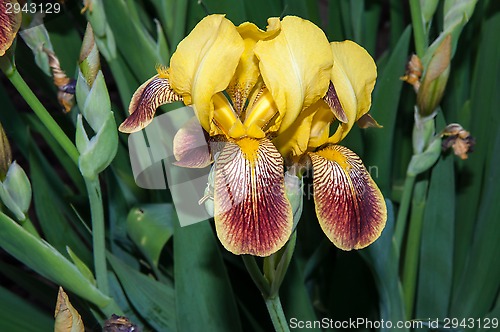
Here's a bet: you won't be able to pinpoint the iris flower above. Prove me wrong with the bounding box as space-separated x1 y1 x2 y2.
119 15 386 257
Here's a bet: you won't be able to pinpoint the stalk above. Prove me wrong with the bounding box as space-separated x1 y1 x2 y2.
85 178 109 295
402 179 428 318
394 173 416 249
265 296 290 332
5 69 79 165
409 0 427 57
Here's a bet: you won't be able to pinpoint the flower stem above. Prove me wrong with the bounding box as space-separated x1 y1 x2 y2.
394 173 416 249
85 177 109 296
409 0 427 58
265 295 290 332
242 255 270 297
5 69 79 165
402 178 428 319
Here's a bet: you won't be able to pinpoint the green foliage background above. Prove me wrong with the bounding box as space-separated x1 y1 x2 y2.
0 0 499 331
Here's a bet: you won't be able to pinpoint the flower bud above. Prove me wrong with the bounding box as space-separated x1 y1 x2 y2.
0 161 32 221
54 287 85 332
417 35 451 116
18 15 54 76
75 24 118 179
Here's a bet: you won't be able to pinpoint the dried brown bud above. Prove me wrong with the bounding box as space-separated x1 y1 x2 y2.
357 113 383 129
54 287 85 332
46 49 76 113
0 122 12 180
401 54 423 92
441 123 475 160
103 314 139 332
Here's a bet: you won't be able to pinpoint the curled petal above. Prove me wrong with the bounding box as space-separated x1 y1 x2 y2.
173 117 213 168
323 82 348 123
169 14 245 135
119 75 182 133
357 113 382 129
0 0 21 56
329 41 377 143
309 145 386 250
307 102 335 148
214 138 293 256
254 16 333 133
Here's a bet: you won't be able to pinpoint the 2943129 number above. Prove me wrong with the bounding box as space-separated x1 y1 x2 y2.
442 317 499 329
5 1 61 15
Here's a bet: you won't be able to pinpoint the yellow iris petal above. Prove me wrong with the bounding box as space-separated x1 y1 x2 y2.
273 99 327 157
305 100 334 148
226 22 280 114
169 14 245 135
254 16 333 133
328 40 377 143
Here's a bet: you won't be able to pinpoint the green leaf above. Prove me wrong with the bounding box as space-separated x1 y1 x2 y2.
102 0 168 81
281 258 319 331
283 0 321 25
67 247 96 286
174 221 242 332
0 286 53 332
30 149 91 265
327 0 345 40
363 26 412 195
108 254 176 331
126 204 174 268
416 116 454 319
361 199 408 332
0 212 110 307
450 117 500 318
453 12 500 290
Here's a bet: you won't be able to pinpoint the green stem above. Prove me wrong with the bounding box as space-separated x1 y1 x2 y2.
394 173 416 249
85 177 109 295
402 178 428 319
5 69 80 165
409 0 427 57
242 255 270 297
265 296 290 332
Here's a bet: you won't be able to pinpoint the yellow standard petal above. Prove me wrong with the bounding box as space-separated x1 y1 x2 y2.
227 22 280 114
169 14 245 135
309 145 386 250
273 99 326 157
214 138 293 256
254 16 333 133
307 101 335 148
0 0 21 56
118 73 182 133
328 40 377 143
